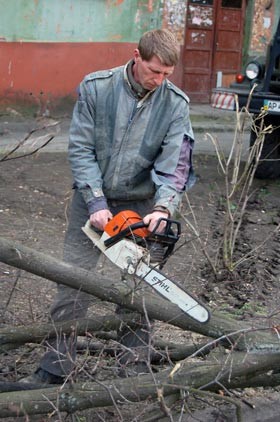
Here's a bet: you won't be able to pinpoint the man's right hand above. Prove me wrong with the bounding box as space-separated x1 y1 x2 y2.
89 209 113 231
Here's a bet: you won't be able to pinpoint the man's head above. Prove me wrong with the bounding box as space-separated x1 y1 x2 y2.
133 29 180 91
138 29 180 66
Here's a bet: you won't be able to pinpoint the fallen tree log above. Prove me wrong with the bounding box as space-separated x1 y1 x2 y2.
77 330 212 360
0 314 140 352
75 336 214 362
0 236 279 352
1 350 280 418
0 316 214 362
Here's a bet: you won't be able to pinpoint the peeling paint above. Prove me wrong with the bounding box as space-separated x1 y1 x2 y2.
106 0 125 7
135 9 141 24
191 31 206 45
148 0 154 12
162 0 187 43
250 0 275 53
188 5 213 27
111 34 123 41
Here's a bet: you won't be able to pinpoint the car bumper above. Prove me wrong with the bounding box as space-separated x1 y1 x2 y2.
211 88 280 115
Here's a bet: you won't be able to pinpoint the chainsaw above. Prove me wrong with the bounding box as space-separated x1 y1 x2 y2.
82 210 210 323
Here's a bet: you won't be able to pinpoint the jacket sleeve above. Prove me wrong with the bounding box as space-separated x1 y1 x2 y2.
151 100 195 216
68 79 109 213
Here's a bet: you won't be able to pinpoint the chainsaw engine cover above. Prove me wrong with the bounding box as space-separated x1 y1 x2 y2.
105 210 150 239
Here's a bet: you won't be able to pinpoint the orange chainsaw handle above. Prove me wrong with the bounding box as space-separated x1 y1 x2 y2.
104 221 149 248
103 218 181 248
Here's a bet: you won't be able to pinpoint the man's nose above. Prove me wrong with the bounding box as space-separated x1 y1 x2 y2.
154 73 165 86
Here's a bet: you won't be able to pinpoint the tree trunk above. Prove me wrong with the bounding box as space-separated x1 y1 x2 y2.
1 350 280 418
0 236 279 352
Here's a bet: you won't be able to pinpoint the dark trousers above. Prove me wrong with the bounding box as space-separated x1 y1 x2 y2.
39 190 154 376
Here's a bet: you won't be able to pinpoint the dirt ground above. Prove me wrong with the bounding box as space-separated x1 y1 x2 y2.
0 139 280 421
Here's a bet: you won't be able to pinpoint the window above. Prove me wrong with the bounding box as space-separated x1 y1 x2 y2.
190 0 213 5
222 0 242 8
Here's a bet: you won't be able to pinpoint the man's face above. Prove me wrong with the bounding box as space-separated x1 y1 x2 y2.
133 49 174 91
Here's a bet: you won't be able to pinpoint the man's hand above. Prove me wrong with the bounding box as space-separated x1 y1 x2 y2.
89 209 113 231
143 211 168 233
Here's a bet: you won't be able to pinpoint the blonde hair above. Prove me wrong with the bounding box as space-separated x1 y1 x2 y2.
138 29 180 66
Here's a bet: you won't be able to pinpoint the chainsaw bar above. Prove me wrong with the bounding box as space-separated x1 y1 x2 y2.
82 220 210 323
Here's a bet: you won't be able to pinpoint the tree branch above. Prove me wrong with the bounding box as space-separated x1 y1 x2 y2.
0 236 279 353
1 350 280 418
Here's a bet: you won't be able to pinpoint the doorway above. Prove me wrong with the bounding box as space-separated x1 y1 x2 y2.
182 0 245 102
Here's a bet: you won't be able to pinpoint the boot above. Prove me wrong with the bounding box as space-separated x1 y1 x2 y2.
19 368 64 386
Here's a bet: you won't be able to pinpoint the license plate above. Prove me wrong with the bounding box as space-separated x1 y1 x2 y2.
263 99 280 112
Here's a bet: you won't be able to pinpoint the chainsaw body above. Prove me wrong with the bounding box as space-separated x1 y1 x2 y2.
82 210 210 324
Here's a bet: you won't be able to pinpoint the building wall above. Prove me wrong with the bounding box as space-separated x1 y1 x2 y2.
0 0 187 109
247 0 280 57
1 0 278 108
0 0 162 42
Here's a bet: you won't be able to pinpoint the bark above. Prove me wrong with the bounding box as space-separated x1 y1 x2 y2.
1 350 280 418
1 316 213 363
0 314 140 352
76 336 213 362
0 236 279 352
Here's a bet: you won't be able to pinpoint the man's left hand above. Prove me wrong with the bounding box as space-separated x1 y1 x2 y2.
143 211 168 233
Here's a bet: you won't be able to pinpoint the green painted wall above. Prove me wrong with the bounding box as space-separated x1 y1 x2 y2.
0 0 164 42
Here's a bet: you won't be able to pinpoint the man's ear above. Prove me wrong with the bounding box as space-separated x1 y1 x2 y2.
134 48 141 60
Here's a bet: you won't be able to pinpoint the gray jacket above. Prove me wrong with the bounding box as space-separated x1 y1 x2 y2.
68 64 195 216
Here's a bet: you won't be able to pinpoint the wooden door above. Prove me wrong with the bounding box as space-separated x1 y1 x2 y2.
212 0 245 89
183 0 245 103
183 0 215 103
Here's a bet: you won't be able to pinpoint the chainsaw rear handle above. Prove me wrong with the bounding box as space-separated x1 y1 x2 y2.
104 218 181 248
150 217 181 244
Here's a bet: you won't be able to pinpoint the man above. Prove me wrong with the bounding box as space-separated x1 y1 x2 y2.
21 28 195 385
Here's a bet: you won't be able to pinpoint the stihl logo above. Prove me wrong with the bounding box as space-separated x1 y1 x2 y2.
151 276 170 292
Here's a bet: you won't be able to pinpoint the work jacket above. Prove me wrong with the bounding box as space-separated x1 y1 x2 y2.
68 63 195 216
